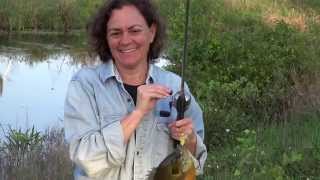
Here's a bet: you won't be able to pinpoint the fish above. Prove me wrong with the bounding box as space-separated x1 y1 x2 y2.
149 145 196 180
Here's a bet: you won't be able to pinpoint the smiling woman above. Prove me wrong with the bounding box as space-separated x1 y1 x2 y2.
106 5 156 72
87 0 166 64
64 0 207 180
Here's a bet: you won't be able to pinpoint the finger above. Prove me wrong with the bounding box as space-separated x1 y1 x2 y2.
171 134 179 141
175 118 193 127
145 92 169 99
178 126 193 136
148 84 171 93
177 123 194 137
170 121 189 133
145 87 171 97
169 124 181 137
170 125 179 134
171 132 181 140
169 121 194 139
139 84 170 93
138 87 170 99
168 122 175 129
138 88 167 99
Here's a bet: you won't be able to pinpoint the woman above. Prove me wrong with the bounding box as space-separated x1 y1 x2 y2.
64 0 207 179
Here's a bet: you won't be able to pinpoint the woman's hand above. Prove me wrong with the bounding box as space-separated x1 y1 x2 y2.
169 118 197 155
122 84 170 144
135 84 171 116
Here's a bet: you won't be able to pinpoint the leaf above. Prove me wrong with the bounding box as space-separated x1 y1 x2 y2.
234 169 241 176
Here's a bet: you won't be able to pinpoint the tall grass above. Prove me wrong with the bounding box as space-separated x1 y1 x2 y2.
0 126 72 180
0 0 104 33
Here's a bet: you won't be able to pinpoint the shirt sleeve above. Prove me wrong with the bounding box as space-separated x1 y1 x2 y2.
185 84 208 175
64 79 126 177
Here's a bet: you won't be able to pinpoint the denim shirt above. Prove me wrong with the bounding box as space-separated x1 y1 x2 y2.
64 60 207 180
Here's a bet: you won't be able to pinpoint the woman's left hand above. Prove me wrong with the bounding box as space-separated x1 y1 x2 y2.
168 118 197 154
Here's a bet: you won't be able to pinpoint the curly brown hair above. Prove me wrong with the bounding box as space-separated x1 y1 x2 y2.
87 0 167 63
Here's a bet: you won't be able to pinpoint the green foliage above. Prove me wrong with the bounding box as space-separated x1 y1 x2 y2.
0 126 72 179
3 126 43 151
1 126 43 167
231 129 289 179
0 0 104 32
160 0 320 147
200 117 320 179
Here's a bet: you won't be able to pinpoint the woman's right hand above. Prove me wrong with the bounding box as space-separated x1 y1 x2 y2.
135 84 171 116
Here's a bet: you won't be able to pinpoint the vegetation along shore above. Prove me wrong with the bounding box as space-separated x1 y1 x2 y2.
1 0 320 179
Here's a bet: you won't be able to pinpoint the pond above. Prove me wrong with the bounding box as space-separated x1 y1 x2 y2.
0 34 169 132
0 34 87 131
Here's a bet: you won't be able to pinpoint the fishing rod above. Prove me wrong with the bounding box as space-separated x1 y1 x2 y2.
154 0 196 179
173 0 191 145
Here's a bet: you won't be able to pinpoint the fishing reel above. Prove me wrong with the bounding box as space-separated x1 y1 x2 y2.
172 90 191 121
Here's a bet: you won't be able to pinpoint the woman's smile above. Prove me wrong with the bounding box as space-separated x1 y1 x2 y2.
118 46 138 54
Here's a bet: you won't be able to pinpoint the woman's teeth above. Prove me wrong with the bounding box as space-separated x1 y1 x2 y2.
120 48 136 53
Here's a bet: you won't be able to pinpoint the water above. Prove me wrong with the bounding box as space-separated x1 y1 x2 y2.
0 34 169 132
0 34 87 131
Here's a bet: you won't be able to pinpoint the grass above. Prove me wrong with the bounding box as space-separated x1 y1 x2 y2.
206 0 320 34
201 113 320 179
0 126 73 180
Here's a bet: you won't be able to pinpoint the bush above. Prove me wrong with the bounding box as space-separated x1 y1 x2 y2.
160 0 320 147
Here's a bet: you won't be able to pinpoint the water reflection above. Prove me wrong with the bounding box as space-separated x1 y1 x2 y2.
0 34 90 131
0 60 13 96
0 55 77 130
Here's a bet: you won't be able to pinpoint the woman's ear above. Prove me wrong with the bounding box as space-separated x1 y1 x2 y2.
150 23 157 43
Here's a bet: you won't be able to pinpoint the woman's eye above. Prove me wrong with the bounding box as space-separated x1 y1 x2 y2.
130 29 142 34
109 32 121 37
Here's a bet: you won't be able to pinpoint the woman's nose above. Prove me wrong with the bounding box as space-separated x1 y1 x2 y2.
119 32 132 45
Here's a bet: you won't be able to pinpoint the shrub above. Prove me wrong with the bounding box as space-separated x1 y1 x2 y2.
160 0 320 147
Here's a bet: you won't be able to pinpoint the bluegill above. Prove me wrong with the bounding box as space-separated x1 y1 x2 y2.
152 145 196 180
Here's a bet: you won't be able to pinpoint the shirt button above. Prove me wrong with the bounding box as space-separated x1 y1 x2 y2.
136 151 140 156
127 98 131 102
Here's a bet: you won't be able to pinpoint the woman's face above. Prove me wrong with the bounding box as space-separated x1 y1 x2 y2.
107 5 156 69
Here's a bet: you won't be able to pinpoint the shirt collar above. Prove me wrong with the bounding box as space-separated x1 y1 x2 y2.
98 60 116 82
98 60 156 84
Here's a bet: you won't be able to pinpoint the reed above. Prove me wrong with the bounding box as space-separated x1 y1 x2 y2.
0 125 73 180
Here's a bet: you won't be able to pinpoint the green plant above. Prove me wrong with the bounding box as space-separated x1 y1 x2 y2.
159 0 320 148
0 126 73 179
2 126 43 167
201 117 320 179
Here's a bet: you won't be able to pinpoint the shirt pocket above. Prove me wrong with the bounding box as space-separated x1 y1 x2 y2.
155 98 175 125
